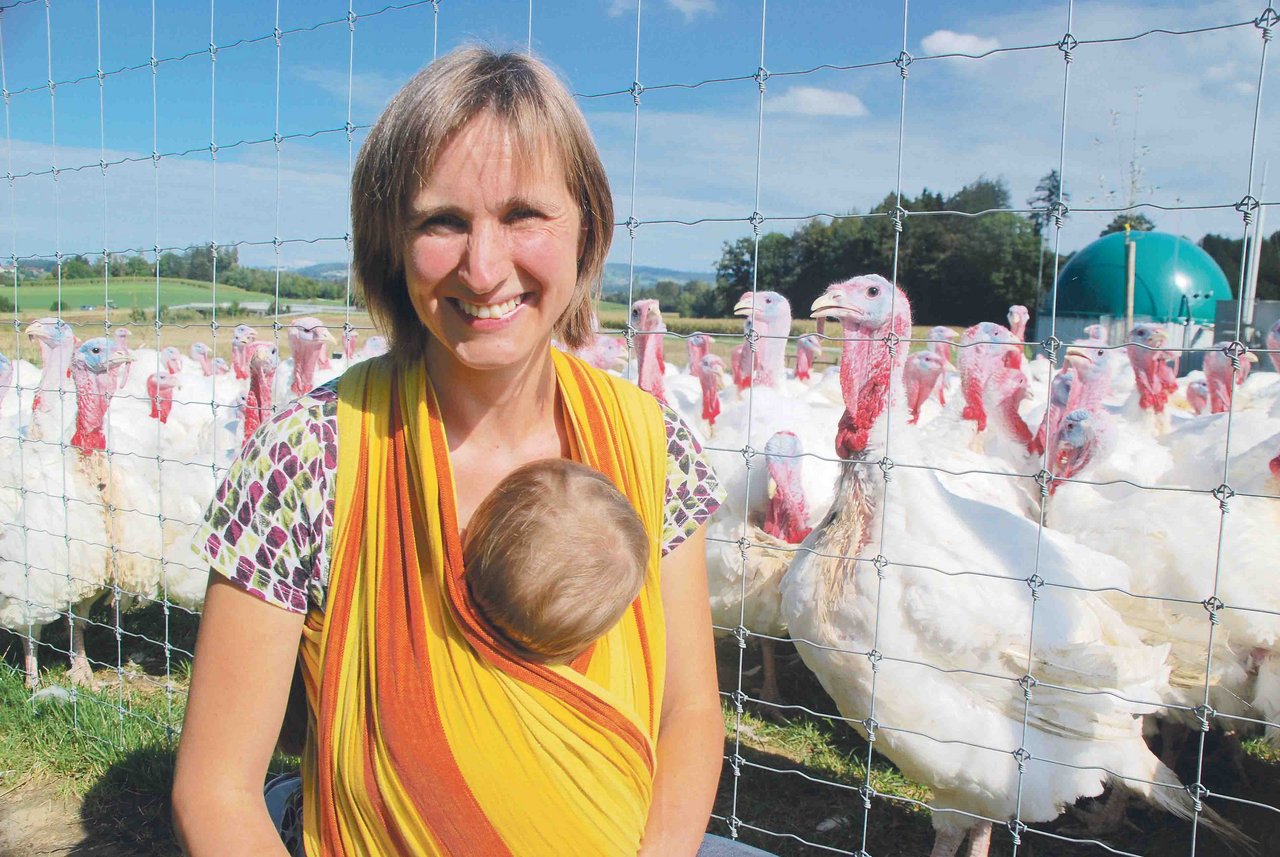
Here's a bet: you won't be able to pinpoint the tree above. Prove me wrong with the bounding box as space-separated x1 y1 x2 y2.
1100 212 1155 237
123 254 154 277
1027 169 1066 238
1200 229 1279 301
61 254 93 280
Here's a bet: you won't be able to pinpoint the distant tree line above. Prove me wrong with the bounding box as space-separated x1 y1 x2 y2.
627 278 720 318
15 246 351 302
712 177 1047 326
1200 229 1279 301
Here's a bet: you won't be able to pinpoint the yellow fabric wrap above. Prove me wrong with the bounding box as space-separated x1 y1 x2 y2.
295 349 668 856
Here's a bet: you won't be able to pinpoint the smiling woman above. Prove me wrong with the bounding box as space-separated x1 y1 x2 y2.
170 47 748 857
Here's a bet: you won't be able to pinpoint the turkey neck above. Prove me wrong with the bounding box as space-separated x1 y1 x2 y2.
755 309 791 387
71 365 115 453
636 328 665 402
811 459 878 609
993 390 1035 453
291 341 323 396
35 339 75 414
244 365 273 437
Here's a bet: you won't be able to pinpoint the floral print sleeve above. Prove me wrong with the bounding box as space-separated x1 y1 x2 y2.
193 382 339 614
194 384 721 613
659 404 724 556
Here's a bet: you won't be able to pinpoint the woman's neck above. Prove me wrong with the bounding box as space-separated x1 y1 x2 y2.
425 339 559 450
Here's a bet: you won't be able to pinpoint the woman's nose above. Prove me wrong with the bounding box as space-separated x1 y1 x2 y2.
458 221 512 295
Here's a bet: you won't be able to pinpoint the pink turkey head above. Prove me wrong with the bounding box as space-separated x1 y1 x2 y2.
763 431 812 544
903 350 945 424
1082 323 1108 343
243 341 279 441
984 367 1036 452
1050 408 1101 490
161 346 184 375
146 370 181 423
1007 305 1030 341
1186 379 1209 415
927 326 959 364
695 354 726 425
687 333 712 368
344 327 359 361
957 321 1020 431
288 317 337 396
70 337 130 452
811 274 911 458
190 342 214 376
734 291 793 386
1126 323 1171 412
630 299 667 403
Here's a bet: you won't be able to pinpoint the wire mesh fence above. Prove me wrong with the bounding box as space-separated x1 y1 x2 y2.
0 1 1278 855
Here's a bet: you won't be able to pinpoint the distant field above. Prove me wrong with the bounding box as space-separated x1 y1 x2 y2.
3 278 343 314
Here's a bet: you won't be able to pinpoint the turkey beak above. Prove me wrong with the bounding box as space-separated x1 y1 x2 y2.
732 296 754 317
1245 352 1259 364
766 477 778 500
1146 329 1168 349
109 350 134 367
320 327 337 345
24 320 49 342
810 293 848 321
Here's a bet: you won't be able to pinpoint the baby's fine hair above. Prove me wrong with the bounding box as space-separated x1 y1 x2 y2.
464 458 650 664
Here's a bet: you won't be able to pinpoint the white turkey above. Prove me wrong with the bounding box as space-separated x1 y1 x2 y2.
780 275 1245 857
706 430 813 706
0 337 126 685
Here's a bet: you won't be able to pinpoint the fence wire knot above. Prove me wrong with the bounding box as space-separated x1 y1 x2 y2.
1211 482 1234 511
1235 195 1260 225
629 80 645 105
1017 673 1038 695
730 689 747 713
748 210 765 234
740 443 758 463
1007 819 1026 845
624 215 640 238
872 554 889 579
858 783 878 807
622 324 636 350
1034 468 1055 498
727 815 742 839
866 648 883 669
890 205 907 233
1257 6 1279 33
1186 782 1208 812
745 326 760 352
732 623 749 649
1049 198 1069 228
209 42 219 60
1192 704 1216 731
347 9 358 28
1057 32 1078 62
1041 334 1062 365
877 457 895 481
753 66 769 92
273 27 282 46
1202 596 1225 624
861 717 879 743
895 50 913 76
1013 746 1032 771
1223 339 1247 370
729 753 745 777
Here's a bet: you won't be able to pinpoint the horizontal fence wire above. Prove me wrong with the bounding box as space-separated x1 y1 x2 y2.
0 1 1277 856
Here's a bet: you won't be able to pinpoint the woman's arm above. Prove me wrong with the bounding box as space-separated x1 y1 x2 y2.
640 526 723 857
171 575 306 856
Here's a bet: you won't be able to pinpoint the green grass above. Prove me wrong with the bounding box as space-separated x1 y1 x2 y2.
3 278 340 313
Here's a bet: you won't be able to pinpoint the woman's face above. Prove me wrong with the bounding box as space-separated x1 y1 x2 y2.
404 113 582 374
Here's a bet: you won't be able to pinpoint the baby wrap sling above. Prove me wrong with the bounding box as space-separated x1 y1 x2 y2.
295 349 668 856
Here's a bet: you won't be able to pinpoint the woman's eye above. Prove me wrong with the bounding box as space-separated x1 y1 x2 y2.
419 214 466 233
505 207 544 224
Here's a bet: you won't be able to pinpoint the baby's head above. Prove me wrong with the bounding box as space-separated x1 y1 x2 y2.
464 459 650 665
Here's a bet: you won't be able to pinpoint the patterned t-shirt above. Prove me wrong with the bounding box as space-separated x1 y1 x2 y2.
195 378 724 614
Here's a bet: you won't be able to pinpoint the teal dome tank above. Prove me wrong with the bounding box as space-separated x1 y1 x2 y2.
1054 231 1232 323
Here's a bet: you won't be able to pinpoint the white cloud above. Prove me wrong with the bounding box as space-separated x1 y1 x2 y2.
607 0 715 21
292 68 401 113
667 0 716 19
770 86 868 118
920 30 1000 57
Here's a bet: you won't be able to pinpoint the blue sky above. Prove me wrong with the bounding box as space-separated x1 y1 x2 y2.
0 0 1275 276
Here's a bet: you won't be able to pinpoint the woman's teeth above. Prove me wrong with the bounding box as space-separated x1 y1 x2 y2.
458 295 524 320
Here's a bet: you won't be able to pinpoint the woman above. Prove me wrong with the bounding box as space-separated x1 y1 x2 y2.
172 48 750 856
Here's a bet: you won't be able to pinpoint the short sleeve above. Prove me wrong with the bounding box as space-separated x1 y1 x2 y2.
192 388 338 613
660 405 725 556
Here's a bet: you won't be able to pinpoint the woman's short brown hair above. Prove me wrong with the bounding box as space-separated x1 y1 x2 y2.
352 47 614 362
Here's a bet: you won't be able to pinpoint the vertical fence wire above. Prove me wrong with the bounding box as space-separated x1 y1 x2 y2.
0 4 1277 855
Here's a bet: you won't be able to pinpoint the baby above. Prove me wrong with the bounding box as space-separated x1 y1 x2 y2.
464 458 650 664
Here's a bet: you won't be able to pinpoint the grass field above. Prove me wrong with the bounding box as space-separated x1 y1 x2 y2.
2 278 296 314
2 620 1277 856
